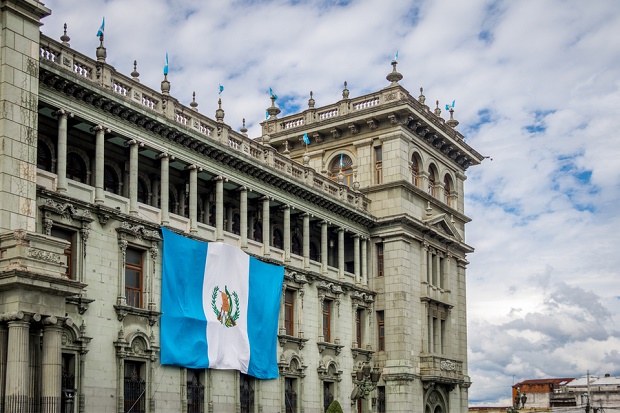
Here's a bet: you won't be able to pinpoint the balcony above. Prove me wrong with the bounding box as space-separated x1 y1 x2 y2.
419 355 463 384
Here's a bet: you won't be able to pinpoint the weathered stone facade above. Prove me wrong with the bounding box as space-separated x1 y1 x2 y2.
0 1 483 412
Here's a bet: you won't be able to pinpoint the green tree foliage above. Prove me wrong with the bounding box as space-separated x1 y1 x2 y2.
326 400 343 413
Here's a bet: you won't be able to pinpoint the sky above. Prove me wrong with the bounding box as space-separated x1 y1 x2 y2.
40 0 620 406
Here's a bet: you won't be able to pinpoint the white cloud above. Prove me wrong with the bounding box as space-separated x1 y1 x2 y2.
41 0 620 405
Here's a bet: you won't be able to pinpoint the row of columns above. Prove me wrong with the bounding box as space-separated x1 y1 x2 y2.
0 312 66 413
52 113 370 284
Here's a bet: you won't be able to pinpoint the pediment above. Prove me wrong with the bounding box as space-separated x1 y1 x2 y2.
423 214 462 242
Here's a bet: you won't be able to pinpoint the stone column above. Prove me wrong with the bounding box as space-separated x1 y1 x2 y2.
283 205 291 262
302 213 310 269
248 212 255 242
444 252 452 291
215 176 224 241
53 109 72 193
262 196 271 256
338 228 345 279
239 187 248 249
91 125 108 204
353 235 360 284
127 139 140 216
434 254 441 286
188 165 198 234
159 153 170 225
5 316 30 412
321 221 328 274
361 237 368 286
41 317 63 413
29 325 41 412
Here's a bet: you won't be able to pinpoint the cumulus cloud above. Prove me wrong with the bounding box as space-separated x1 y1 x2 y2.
40 0 620 406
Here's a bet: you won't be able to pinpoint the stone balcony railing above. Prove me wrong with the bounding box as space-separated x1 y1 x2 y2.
419 355 464 383
37 35 370 214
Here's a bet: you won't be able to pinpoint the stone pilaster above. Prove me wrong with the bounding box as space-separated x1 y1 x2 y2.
0 325 6 411
361 237 368 286
338 228 345 279
353 235 360 283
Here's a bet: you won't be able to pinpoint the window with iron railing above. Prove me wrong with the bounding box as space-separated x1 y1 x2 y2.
285 378 297 413
124 361 145 413
187 369 204 413
240 373 255 413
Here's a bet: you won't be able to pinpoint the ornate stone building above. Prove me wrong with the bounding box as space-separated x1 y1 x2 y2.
0 1 483 412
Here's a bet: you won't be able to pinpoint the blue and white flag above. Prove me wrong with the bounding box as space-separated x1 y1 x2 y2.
161 228 284 379
96 17 105 38
269 87 278 101
445 100 456 111
303 133 310 145
164 53 169 76
219 84 224 95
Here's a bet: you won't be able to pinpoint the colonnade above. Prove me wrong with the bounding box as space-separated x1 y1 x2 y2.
51 111 370 285
0 312 67 413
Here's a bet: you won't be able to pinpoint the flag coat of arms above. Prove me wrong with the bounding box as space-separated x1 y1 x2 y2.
160 228 284 379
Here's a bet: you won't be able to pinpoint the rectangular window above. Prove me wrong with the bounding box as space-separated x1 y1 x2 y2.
285 377 297 413
125 248 143 308
377 243 384 277
427 314 433 352
377 310 385 351
440 319 446 354
187 369 204 413
433 317 440 353
124 361 145 413
374 146 383 184
240 373 255 413
51 227 75 279
356 308 363 348
377 386 386 413
322 300 331 343
284 289 295 336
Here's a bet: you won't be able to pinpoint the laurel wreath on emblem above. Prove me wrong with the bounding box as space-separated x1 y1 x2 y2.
211 285 240 328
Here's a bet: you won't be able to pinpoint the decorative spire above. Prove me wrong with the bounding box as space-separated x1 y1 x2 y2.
240 118 248 136
266 94 281 119
308 91 315 108
418 87 427 107
434 100 442 117
446 107 460 128
160 73 170 95
96 35 106 62
130 60 140 82
190 91 198 111
386 60 403 85
215 98 225 122
342 81 349 99
60 23 70 46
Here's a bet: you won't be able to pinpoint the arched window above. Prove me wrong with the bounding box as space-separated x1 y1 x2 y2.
427 166 437 197
309 241 319 262
273 228 283 249
291 235 302 256
232 213 240 235
104 165 119 194
137 178 149 204
66 152 87 183
253 221 262 242
443 175 453 206
411 154 421 187
329 154 354 187
37 141 53 171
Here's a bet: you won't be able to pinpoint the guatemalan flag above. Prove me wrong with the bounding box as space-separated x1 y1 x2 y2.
160 228 284 379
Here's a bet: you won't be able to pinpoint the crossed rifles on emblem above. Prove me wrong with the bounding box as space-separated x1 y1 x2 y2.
213 286 239 328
